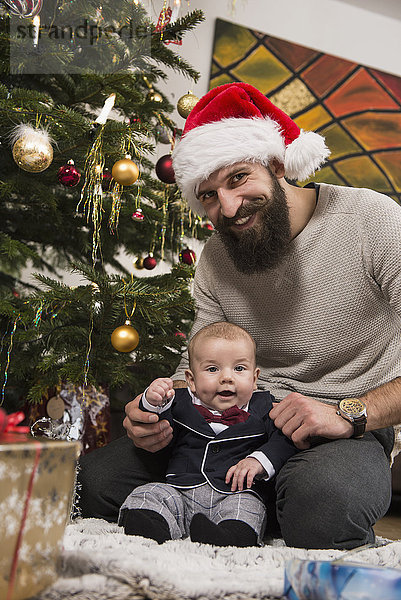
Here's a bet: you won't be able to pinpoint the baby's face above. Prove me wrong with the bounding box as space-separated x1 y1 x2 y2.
185 336 259 411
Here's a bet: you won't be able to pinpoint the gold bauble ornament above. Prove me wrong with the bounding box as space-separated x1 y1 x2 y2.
134 257 144 269
111 155 140 186
11 124 53 173
147 90 163 104
177 91 199 119
111 319 139 352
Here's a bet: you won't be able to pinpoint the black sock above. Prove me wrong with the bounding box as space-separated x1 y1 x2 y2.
120 508 171 544
189 513 257 547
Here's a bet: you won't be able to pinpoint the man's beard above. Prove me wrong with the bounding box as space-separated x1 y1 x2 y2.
216 173 292 274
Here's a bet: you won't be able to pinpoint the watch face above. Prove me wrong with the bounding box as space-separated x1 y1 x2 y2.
340 398 365 417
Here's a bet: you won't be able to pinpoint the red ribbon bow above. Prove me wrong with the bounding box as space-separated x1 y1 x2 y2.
195 404 249 426
0 408 30 436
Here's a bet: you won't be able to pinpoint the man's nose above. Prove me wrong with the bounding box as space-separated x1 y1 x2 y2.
217 189 243 219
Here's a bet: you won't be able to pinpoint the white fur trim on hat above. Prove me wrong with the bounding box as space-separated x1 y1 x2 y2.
172 117 285 215
284 130 331 181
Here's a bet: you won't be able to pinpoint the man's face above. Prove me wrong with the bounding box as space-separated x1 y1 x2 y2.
197 162 291 273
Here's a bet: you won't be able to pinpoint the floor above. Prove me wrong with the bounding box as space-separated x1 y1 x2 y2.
374 497 401 540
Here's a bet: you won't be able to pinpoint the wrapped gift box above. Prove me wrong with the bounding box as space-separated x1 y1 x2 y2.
0 434 80 600
284 558 401 600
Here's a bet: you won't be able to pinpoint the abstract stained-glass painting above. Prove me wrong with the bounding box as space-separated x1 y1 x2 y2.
209 19 401 203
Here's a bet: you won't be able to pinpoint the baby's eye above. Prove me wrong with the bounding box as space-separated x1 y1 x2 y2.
206 366 218 372
234 365 246 372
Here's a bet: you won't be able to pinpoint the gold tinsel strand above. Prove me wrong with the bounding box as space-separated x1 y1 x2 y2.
159 189 169 260
109 183 123 233
77 125 105 267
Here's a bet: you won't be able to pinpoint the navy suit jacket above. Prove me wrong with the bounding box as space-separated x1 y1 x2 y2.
141 388 297 499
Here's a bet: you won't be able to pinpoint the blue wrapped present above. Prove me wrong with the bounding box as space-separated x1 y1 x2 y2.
284 558 401 600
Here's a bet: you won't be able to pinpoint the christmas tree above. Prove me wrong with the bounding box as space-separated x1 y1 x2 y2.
0 1 208 429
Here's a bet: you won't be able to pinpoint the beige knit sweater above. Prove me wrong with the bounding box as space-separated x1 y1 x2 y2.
173 183 401 411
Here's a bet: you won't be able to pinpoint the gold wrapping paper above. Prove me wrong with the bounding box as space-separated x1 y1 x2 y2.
0 436 80 600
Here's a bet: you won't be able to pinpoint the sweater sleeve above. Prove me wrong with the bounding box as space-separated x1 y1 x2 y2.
361 191 401 319
172 238 227 382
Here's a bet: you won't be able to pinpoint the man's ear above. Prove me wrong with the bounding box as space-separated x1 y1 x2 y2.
185 369 196 393
270 159 285 179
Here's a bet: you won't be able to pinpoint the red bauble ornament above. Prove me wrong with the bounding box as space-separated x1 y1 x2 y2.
179 248 196 265
102 168 113 191
131 208 144 222
143 255 157 270
203 221 214 231
155 154 175 184
57 160 81 187
175 331 186 340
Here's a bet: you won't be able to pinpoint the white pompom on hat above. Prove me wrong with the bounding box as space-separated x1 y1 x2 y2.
172 82 330 215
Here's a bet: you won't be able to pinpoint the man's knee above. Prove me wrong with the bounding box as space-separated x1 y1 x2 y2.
276 469 368 549
275 440 391 549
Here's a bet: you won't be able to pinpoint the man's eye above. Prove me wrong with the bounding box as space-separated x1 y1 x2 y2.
201 191 216 203
232 173 246 183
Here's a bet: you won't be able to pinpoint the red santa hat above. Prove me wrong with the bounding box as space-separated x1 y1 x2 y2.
172 82 330 215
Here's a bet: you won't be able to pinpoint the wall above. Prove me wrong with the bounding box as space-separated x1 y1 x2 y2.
151 0 401 135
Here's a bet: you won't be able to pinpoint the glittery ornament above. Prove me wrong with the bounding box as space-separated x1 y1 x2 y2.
179 247 196 265
134 257 144 270
102 168 113 191
3 0 42 18
112 156 139 186
143 255 157 270
155 154 175 184
147 90 163 104
11 124 53 173
177 91 199 119
131 208 144 222
57 160 81 187
111 320 139 352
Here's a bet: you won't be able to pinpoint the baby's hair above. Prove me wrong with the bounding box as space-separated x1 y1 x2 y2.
188 322 256 368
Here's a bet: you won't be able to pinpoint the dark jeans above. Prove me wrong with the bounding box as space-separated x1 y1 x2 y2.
78 428 394 550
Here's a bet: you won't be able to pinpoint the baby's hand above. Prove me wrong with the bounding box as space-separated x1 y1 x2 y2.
146 378 175 407
225 457 265 491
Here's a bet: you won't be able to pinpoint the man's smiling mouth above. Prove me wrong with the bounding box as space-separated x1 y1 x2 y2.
232 212 256 230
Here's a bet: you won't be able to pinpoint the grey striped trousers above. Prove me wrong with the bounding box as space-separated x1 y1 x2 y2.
119 481 267 543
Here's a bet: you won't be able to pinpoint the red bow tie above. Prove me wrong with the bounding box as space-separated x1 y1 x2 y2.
195 404 249 426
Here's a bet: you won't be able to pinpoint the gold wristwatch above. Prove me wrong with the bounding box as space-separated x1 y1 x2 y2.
336 398 367 438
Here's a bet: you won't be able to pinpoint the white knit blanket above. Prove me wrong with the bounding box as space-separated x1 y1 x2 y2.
33 519 401 600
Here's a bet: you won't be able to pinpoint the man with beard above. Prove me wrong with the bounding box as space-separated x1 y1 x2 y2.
79 83 401 550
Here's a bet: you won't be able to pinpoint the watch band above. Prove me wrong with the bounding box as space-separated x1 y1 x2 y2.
351 417 366 439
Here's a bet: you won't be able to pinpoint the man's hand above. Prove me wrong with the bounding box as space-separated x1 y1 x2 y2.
269 392 353 449
123 394 173 452
225 457 265 491
146 377 175 407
